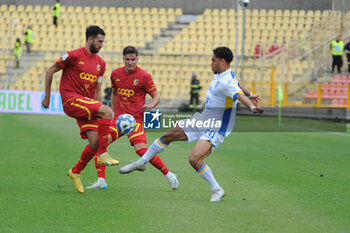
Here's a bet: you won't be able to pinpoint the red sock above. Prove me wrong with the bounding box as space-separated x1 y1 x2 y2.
136 148 169 175
72 145 96 174
94 155 106 178
97 118 111 155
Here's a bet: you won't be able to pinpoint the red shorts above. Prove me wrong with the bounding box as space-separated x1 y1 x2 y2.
62 95 102 139
63 95 102 121
110 118 147 145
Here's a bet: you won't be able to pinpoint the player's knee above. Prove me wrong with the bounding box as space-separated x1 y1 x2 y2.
188 154 201 169
161 126 185 143
160 131 177 144
89 141 99 151
98 105 113 119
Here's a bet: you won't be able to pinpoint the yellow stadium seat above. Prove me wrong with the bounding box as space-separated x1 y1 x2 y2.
275 9 282 17
42 5 50 12
314 10 321 19
125 7 133 14
134 7 141 15
212 9 219 16
66 6 74 13
92 6 100 14
267 9 275 17
159 8 166 15
0 5 8 12
306 10 313 18
117 7 125 14
108 7 116 14
203 8 211 15
33 5 41 12
75 6 83 13
83 6 91 13
251 9 259 17
25 5 33 12
142 7 150 14
175 8 183 16
260 9 267 17
8 5 16 12
283 9 290 17
150 8 158 15
17 5 25 12
167 8 175 16
291 10 298 17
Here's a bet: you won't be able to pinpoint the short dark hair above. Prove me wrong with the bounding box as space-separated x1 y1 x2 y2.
213 46 233 64
85 25 105 41
123 45 138 56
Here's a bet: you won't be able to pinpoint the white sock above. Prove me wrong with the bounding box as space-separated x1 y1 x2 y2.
197 163 221 191
97 177 105 183
165 171 173 179
136 138 169 166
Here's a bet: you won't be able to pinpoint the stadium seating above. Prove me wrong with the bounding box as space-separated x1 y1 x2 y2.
1 4 348 106
304 75 349 107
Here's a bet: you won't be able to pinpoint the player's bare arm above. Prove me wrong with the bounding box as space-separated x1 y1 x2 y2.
41 64 61 109
93 81 102 101
111 88 117 112
239 83 260 102
142 91 160 112
237 93 264 114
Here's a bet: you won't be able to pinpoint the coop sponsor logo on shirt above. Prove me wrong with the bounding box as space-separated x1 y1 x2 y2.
117 88 135 97
79 72 97 83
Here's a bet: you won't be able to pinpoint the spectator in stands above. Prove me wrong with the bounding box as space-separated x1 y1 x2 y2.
330 35 344 74
189 72 202 111
344 40 350 73
267 40 279 58
297 30 306 55
253 41 263 59
52 0 60 28
24 26 34 54
13 38 22 68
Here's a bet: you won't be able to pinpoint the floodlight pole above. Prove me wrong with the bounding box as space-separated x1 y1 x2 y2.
340 0 344 39
234 0 239 76
241 5 246 82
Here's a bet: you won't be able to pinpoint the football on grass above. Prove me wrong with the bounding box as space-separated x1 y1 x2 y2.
116 114 136 134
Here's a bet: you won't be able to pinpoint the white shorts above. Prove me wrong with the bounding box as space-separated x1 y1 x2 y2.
178 113 225 151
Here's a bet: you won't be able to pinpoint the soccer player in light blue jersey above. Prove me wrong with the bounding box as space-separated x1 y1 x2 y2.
119 46 264 202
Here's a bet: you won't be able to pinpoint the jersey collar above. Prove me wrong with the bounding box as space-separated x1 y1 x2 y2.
216 68 232 79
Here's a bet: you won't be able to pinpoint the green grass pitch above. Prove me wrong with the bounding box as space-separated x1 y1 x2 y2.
0 113 349 233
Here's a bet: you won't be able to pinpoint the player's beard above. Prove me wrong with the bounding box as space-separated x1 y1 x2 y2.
90 43 100 54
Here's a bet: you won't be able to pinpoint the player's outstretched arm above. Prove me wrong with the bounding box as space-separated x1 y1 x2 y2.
237 94 264 114
41 64 61 109
239 83 261 103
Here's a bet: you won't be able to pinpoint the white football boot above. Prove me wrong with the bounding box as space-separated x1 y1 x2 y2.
210 188 225 202
119 161 146 174
86 179 108 190
166 172 179 190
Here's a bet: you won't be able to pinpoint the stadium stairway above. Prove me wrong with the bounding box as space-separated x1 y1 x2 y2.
2 51 45 89
140 15 195 55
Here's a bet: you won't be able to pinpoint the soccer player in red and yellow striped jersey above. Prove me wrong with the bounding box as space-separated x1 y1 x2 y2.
87 46 179 190
42 25 119 193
